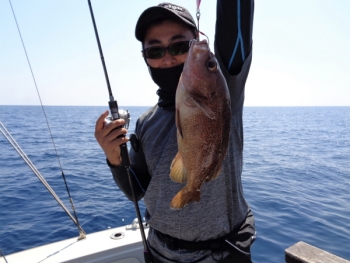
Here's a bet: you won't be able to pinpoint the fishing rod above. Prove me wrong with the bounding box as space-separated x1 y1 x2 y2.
87 1 152 262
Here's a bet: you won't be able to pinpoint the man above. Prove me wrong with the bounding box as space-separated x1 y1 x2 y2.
95 1 255 262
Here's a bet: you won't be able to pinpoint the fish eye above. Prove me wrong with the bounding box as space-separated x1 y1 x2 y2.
206 59 217 72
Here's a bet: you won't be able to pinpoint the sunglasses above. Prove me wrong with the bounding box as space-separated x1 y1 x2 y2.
142 40 191 59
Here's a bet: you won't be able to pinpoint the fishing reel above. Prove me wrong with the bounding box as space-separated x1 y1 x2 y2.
104 109 139 152
105 109 130 129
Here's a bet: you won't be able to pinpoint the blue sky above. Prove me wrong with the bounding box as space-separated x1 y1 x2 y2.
0 0 349 106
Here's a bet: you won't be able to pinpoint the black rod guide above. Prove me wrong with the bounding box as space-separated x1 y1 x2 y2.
87 1 152 262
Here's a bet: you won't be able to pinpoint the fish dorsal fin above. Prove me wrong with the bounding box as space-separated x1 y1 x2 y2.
170 152 187 183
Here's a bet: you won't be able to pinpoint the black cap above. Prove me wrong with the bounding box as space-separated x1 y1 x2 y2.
135 2 197 42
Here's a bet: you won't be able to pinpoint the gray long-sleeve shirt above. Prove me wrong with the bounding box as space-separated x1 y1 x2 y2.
110 0 255 262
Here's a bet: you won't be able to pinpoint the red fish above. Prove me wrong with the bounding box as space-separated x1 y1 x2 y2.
170 39 231 209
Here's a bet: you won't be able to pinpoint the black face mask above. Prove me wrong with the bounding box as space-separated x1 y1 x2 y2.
148 63 184 111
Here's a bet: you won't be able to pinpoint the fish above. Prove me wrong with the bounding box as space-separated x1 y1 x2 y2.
169 39 231 209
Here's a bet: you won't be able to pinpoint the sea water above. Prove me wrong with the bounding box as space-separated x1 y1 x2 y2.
0 106 349 262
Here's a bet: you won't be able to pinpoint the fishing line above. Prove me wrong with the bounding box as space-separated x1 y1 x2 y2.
7 0 85 239
195 0 209 44
0 122 86 236
196 0 201 39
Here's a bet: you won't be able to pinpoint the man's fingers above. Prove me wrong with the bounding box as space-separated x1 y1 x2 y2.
95 110 109 134
108 135 129 147
105 127 128 143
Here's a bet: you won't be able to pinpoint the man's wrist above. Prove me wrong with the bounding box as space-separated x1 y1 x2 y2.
107 158 122 167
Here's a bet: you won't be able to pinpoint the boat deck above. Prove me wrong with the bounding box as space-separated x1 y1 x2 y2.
1 224 148 263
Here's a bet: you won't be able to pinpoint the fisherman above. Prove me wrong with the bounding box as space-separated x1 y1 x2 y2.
95 1 255 262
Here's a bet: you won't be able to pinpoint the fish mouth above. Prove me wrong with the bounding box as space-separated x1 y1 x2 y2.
190 39 209 50
190 40 216 71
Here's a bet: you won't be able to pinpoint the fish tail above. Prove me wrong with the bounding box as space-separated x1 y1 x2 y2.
170 187 200 209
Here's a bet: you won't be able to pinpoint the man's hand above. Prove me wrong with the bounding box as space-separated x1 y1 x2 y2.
95 111 129 166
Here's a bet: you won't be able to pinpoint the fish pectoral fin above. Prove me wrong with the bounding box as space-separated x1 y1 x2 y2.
197 100 215 119
170 153 187 183
184 94 214 119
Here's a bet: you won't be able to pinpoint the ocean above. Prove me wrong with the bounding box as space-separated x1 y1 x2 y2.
0 106 349 262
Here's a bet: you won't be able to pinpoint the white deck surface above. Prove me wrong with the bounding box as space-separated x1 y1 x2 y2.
1 224 149 263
